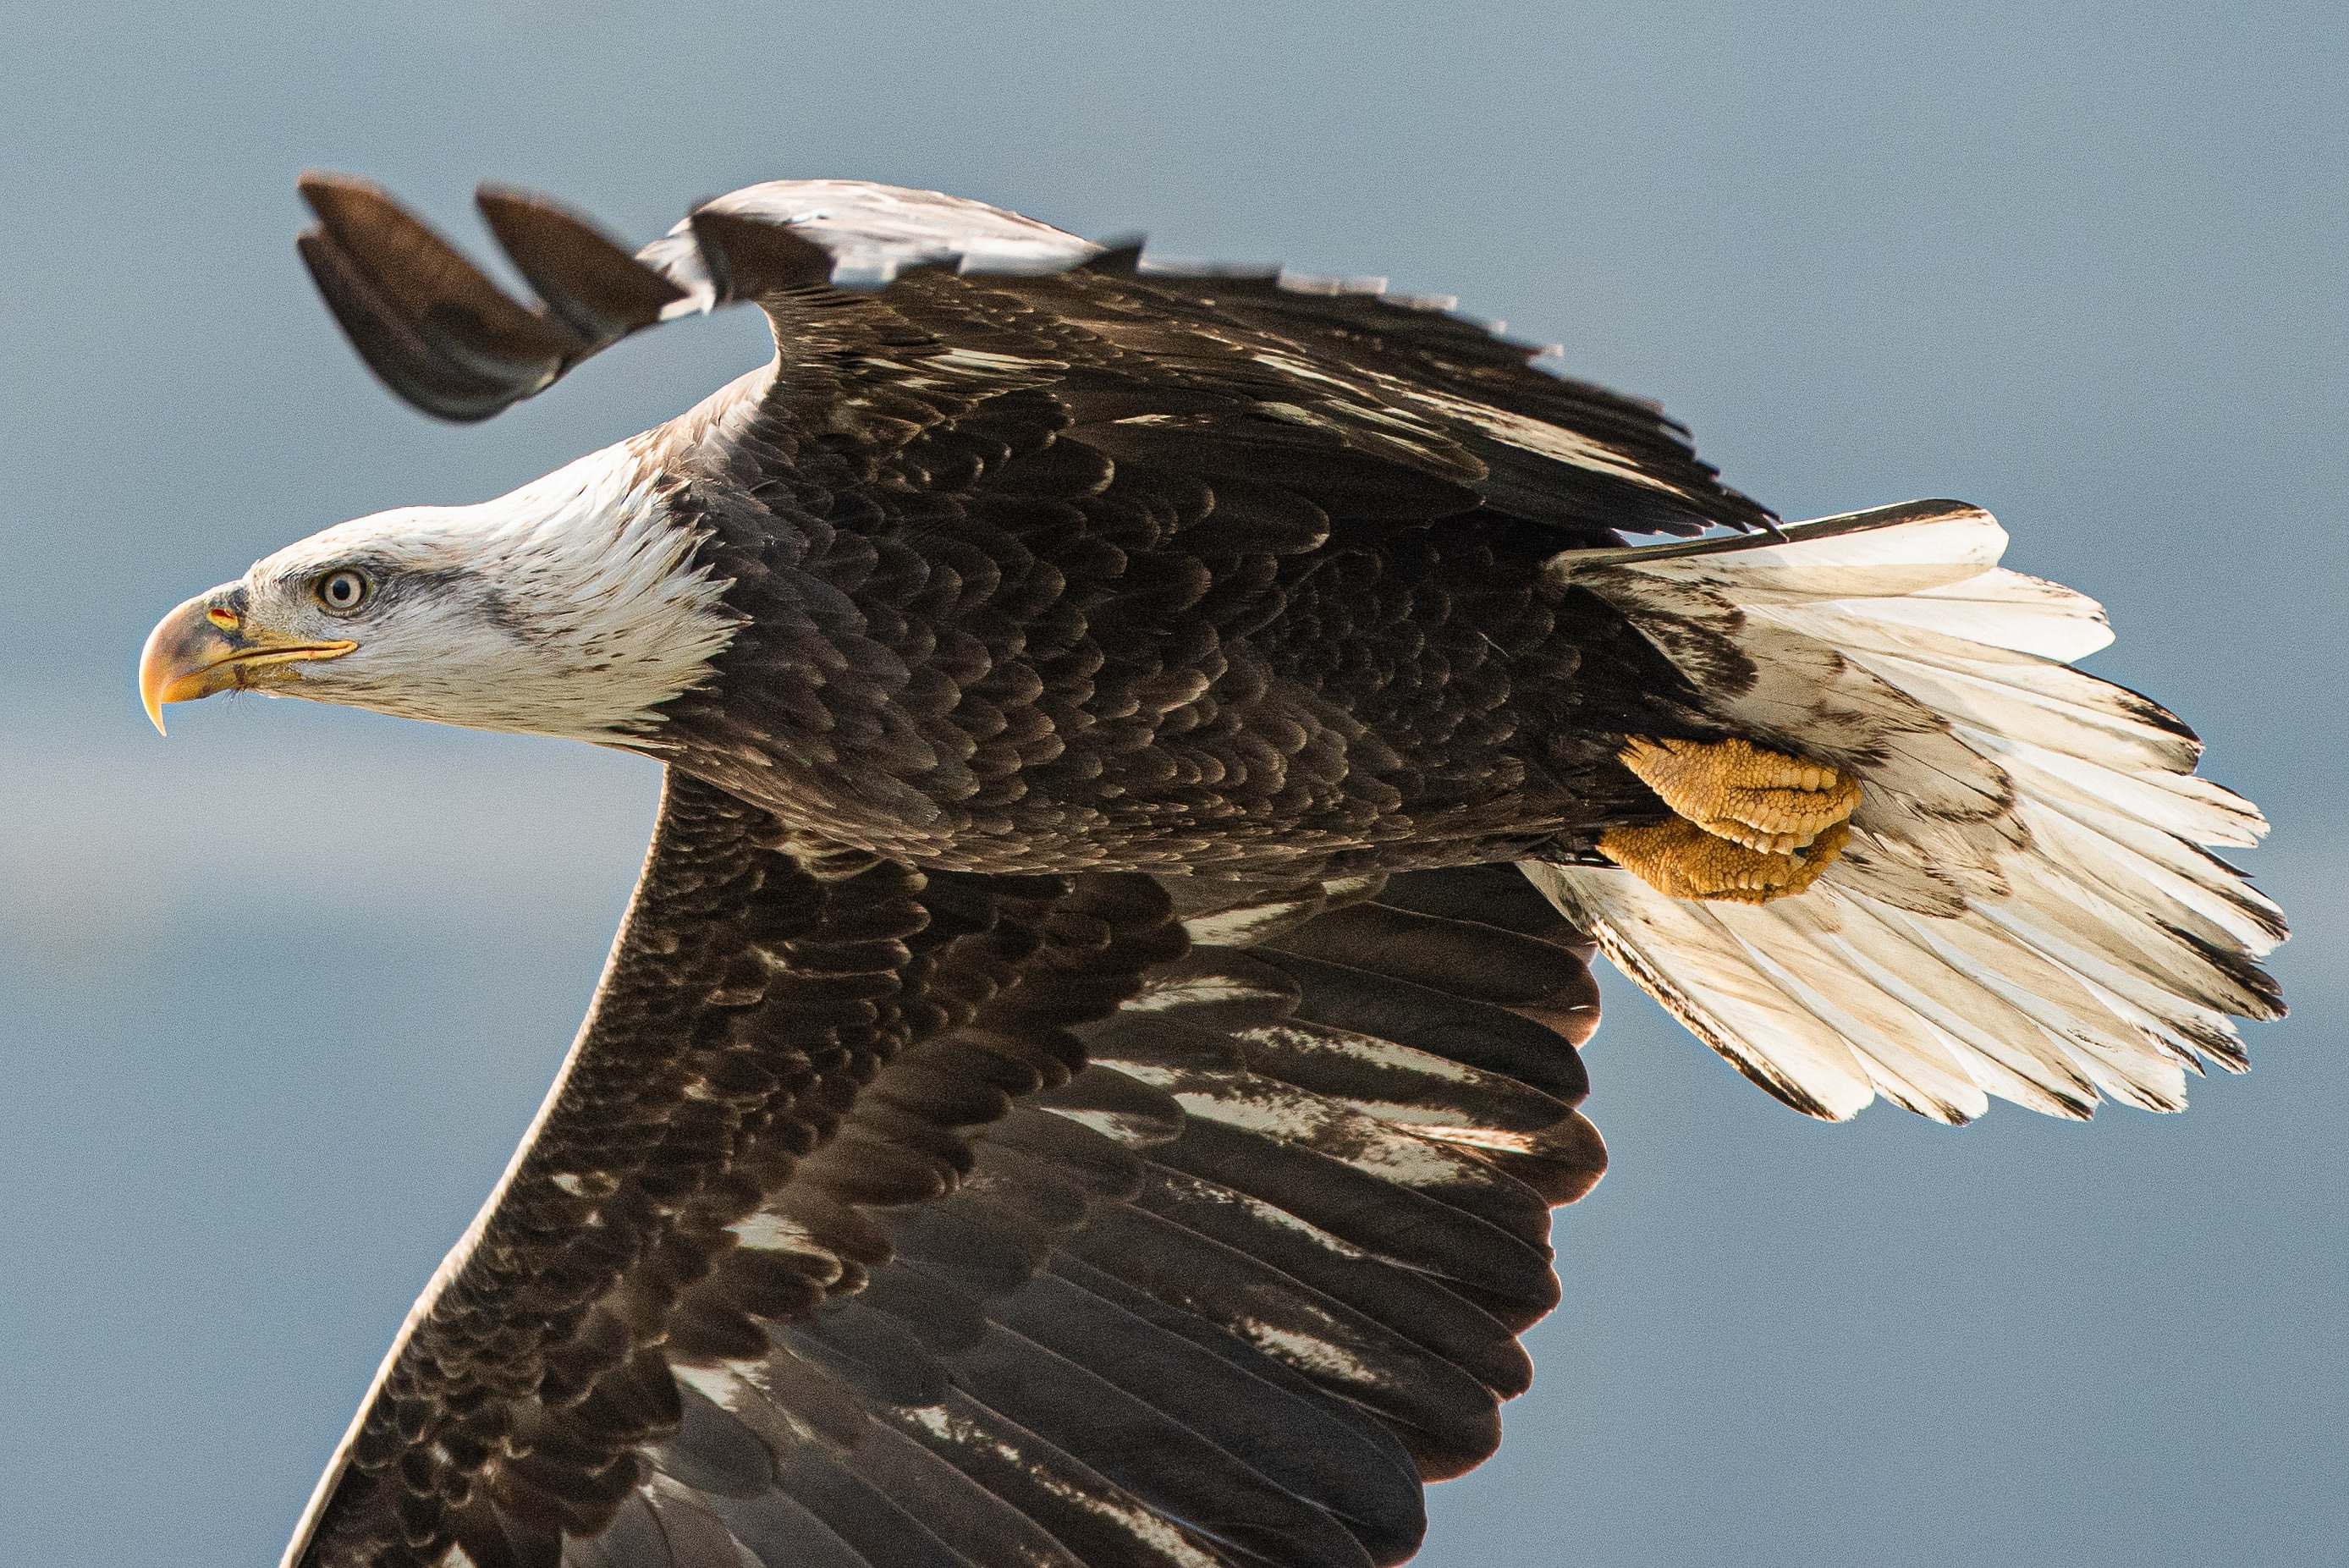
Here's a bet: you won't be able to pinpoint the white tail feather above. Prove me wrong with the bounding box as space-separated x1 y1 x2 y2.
1527 501 2285 1122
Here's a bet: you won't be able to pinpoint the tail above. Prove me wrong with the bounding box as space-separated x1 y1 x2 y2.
1524 500 2286 1123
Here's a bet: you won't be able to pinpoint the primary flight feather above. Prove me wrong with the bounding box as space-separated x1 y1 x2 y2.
136 173 2283 1568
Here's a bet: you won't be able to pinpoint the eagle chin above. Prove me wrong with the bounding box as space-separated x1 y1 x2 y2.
140 173 2284 1568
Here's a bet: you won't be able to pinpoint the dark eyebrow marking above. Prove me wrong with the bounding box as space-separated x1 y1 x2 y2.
377 563 534 637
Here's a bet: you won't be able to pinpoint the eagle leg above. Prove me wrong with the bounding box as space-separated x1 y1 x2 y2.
1598 817 1852 904
1616 736 1862 854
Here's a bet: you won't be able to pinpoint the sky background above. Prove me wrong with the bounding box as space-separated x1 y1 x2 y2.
3 3 2344 1565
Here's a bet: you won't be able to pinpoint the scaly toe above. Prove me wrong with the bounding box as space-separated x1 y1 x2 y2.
1619 736 1862 851
1599 818 1851 904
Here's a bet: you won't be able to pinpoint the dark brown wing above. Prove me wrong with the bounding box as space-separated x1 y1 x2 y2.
294 173 1769 545
283 776 1604 1568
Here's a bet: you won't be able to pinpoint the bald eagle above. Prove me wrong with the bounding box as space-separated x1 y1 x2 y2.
140 174 2284 1568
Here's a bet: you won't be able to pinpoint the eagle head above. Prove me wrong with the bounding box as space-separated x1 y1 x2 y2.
139 441 739 743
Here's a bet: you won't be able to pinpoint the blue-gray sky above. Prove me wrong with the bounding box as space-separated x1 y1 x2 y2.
3 4 2343 1565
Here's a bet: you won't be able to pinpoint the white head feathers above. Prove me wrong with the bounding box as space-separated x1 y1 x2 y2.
240 437 739 742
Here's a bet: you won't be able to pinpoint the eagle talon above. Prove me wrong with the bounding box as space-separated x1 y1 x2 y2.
1599 818 1852 904
1618 736 1862 852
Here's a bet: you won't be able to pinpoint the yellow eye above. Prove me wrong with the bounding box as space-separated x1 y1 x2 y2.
315 569 371 614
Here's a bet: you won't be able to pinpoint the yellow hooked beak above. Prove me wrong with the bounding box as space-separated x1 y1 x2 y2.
138 590 357 734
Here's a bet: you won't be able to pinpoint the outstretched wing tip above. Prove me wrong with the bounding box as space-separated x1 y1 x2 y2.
290 170 692 421
294 167 382 212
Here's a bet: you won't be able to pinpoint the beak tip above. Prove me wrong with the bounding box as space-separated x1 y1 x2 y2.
138 589 355 731
137 613 179 735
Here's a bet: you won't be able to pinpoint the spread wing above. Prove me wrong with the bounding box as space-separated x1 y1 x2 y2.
294 173 1770 547
283 774 1606 1568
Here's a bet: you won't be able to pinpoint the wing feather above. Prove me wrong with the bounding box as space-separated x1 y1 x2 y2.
294 173 1767 546
285 779 1605 1568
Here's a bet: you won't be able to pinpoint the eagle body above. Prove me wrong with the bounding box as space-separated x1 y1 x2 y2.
132 174 2286 1568
652 375 1707 878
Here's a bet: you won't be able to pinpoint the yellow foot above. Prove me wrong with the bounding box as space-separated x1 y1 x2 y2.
1599 819 1851 905
1618 736 1862 854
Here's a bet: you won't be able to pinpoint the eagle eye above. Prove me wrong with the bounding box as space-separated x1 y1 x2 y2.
315 569 372 614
